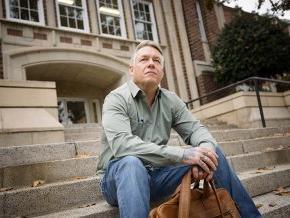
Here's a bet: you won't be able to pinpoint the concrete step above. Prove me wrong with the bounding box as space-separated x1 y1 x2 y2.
1 163 289 217
206 127 290 142
220 135 290 156
2 147 289 188
35 186 290 218
253 186 290 218
35 201 118 218
238 164 290 197
228 148 290 172
1 156 98 188
0 140 100 168
65 126 290 144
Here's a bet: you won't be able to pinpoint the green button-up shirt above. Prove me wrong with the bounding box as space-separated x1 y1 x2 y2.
97 81 217 175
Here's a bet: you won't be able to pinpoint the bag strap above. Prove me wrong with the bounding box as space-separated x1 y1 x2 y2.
178 170 192 218
178 170 225 218
209 180 224 218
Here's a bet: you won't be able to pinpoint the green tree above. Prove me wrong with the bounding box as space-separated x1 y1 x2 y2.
206 0 290 16
211 13 290 85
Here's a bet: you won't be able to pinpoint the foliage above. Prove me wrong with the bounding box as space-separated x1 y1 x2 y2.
205 0 290 16
211 13 290 85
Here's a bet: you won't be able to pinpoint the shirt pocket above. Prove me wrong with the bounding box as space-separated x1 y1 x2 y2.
130 118 150 139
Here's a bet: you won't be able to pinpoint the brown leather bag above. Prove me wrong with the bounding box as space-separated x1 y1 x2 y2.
149 170 241 218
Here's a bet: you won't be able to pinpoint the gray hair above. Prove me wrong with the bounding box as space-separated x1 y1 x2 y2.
130 40 164 67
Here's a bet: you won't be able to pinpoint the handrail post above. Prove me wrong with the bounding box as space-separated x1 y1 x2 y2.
254 79 266 128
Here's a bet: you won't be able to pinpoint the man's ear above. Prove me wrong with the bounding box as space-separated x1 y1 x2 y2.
129 65 134 76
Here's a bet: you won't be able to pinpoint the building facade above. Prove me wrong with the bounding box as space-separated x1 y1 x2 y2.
0 0 200 129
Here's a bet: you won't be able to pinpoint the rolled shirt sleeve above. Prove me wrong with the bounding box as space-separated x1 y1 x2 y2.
172 95 218 151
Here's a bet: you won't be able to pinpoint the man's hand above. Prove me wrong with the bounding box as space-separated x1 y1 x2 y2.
182 147 218 174
191 166 214 182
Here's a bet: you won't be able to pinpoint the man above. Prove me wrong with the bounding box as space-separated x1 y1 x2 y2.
97 40 261 218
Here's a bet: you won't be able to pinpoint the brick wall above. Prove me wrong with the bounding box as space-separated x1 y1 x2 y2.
182 0 238 101
182 0 205 61
0 43 3 79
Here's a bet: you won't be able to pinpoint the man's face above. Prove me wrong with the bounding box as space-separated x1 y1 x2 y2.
129 46 164 88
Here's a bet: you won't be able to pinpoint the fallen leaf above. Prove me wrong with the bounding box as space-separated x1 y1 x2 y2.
0 187 13 192
32 180 45 187
255 203 263 209
269 202 277 207
78 203 96 208
273 187 290 196
253 167 274 174
75 154 90 158
73 176 88 180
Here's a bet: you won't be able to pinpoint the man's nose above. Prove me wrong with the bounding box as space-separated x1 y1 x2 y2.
147 58 155 67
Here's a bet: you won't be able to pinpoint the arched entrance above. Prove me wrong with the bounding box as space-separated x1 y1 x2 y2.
5 47 129 125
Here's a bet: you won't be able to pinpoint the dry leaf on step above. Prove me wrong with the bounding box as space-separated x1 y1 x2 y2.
255 204 263 209
269 202 277 207
254 167 274 174
32 180 45 187
0 187 13 192
73 176 88 180
75 154 90 158
78 203 96 208
273 187 290 196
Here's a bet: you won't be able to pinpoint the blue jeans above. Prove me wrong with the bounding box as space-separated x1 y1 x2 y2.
100 147 261 218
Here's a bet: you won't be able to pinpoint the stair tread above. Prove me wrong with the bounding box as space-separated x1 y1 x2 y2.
34 186 290 218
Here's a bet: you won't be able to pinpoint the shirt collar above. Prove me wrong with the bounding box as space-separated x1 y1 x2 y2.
128 80 162 99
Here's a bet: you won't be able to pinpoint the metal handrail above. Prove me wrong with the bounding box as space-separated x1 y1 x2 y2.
185 76 290 128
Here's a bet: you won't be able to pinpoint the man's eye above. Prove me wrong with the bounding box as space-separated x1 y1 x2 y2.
154 59 161 63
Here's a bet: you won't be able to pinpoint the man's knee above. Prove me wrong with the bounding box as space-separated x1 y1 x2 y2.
118 156 146 172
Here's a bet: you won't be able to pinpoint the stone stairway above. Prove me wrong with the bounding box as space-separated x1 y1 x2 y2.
1 126 290 217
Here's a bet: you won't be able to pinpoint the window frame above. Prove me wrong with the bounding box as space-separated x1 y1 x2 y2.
5 0 45 26
56 0 90 33
57 97 90 125
96 0 127 39
131 0 159 42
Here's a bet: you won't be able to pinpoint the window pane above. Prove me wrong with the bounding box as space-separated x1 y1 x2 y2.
76 9 82 19
20 0 28 8
115 27 121 36
68 7 75 17
109 25 114 35
21 9 29 20
29 0 38 10
69 18 76 28
30 11 39 22
66 101 87 124
135 21 145 39
102 24 108 34
146 12 151 22
60 16 68 26
75 0 82 7
59 5 66 15
10 0 19 6
148 32 153 40
139 3 144 12
77 19 84 29
106 16 113 26
144 4 149 13
10 7 19 18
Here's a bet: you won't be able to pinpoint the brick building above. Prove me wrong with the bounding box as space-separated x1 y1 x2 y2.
0 0 204 145
182 0 239 103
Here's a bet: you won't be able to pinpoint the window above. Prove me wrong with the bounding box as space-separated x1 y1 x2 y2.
5 0 45 25
131 0 158 41
97 0 126 37
56 0 89 32
58 98 90 125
